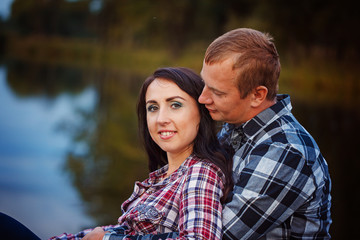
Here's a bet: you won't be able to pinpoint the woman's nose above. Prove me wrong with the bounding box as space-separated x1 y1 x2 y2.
157 108 170 125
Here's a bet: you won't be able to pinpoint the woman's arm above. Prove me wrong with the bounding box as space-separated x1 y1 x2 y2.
49 225 120 240
100 161 225 240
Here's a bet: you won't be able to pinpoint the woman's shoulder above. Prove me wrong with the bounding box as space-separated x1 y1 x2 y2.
184 155 225 179
179 155 225 193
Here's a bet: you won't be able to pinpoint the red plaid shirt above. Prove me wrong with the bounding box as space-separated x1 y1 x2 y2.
50 155 225 240
118 154 225 239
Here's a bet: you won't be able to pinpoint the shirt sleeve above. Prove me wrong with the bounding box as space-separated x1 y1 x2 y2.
222 142 316 240
49 225 119 240
103 232 179 240
176 161 225 240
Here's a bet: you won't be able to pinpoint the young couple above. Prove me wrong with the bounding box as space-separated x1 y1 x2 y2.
2 28 332 240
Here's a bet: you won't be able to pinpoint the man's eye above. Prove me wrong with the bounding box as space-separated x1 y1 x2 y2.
147 105 158 112
171 102 182 109
213 90 226 97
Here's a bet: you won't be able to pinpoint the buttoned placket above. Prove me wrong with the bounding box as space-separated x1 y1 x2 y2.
230 127 246 151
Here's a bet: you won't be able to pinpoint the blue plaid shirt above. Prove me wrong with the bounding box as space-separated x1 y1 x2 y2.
85 94 331 240
218 94 332 239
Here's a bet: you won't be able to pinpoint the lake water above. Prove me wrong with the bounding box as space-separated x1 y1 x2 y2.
0 60 358 239
0 65 96 238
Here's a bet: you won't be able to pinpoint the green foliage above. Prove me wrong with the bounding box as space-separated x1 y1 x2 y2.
3 0 359 61
10 0 96 37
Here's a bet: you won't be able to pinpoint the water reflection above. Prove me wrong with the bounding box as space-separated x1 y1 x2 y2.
62 66 149 226
0 60 358 239
0 64 96 238
0 60 150 238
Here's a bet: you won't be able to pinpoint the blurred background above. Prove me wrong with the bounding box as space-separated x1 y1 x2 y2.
0 0 359 239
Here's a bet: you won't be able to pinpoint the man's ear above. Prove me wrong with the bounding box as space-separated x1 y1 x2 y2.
251 86 268 107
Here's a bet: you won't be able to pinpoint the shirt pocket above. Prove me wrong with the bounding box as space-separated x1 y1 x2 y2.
134 203 164 223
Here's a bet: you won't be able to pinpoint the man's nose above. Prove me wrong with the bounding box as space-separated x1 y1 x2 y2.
198 86 211 104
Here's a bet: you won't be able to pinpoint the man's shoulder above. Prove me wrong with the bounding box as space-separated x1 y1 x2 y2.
250 109 306 142
260 115 321 160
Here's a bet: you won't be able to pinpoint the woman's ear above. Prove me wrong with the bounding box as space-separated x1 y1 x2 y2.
251 86 268 107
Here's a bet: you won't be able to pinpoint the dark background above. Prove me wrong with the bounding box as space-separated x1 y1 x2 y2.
0 0 359 239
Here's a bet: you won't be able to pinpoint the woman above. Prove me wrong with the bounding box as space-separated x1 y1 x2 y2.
80 67 233 240
1 67 233 240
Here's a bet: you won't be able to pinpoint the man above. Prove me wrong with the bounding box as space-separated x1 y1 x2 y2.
197 28 332 239
88 28 332 240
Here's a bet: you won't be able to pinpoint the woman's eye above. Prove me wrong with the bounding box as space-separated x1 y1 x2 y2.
171 102 182 109
147 105 158 112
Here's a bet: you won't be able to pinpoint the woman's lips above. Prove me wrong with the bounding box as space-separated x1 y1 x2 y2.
159 131 176 140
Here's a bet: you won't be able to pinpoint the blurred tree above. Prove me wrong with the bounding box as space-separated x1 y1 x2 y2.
6 61 88 98
4 0 360 61
95 0 231 56
254 0 360 60
96 0 153 45
10 0 96 37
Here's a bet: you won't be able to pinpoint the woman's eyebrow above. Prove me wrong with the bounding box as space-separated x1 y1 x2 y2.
145 99 157 105
146 96 186 105
166 96 186 101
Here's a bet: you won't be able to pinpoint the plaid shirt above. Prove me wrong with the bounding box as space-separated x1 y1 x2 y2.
219 94 332 239
50 155 225 240
52 94 331 240
114 94 332 240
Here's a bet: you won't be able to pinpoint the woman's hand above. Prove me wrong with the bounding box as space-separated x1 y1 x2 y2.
82 227 106 240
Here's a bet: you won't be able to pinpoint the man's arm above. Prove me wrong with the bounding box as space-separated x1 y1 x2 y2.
222 142 316 240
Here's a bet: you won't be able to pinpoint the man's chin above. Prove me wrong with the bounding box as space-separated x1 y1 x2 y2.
209 111 223 121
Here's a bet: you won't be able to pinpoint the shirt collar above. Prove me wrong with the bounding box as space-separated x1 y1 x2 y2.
224 94 292 140
147 154 198 185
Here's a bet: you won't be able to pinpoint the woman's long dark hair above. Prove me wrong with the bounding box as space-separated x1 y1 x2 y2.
137 67 233 203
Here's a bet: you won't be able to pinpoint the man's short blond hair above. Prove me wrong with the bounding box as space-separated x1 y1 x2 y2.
204 28 281 100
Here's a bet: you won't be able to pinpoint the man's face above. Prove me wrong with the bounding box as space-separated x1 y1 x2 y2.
199 58 253 125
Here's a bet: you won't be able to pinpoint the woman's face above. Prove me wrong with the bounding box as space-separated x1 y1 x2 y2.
145 78 201 160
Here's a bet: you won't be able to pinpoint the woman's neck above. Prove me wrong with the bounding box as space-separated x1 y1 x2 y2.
166 149 192 177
